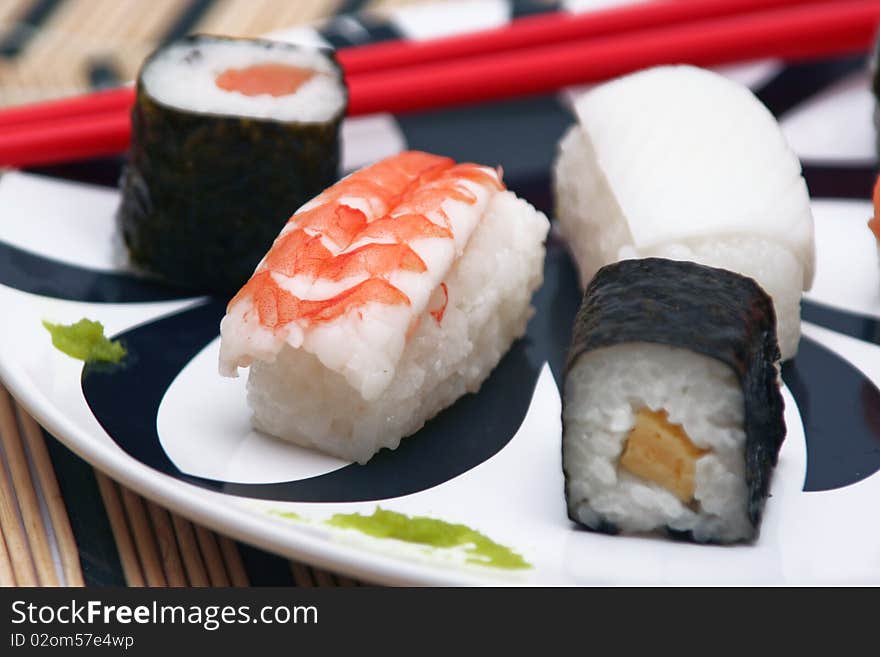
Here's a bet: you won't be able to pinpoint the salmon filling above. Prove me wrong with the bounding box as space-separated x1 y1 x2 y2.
215 63 316 97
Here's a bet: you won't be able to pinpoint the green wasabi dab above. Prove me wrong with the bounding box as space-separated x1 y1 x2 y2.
270 510 302 521
327 508 530 570
43 319 126 364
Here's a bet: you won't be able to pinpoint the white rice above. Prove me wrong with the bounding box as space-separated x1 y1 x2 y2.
141 37 345 123
553 65 816 361
246 191 549 464
563 342 754 544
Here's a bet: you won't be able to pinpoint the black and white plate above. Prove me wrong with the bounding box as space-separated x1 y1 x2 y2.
1 4 879 584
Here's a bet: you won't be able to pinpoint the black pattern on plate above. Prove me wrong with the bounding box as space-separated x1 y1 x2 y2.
510 1 562 18
801 163 877 200
79 240 880 496
0 240 194 303
80 250 558 502
782 337 880 491
395 94 573 215
318 14 402 48
79 244 578 501
802 299 880 347
25 156 125 189
754 55 868 119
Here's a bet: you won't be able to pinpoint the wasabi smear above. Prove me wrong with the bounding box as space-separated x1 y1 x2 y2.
327 508 530 570
43 319 126 363
269 510 302 521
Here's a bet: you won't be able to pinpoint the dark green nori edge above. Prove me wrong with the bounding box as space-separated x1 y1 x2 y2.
562 258 786 544
117 34 346 294
873 35 880 155
872 31 880 99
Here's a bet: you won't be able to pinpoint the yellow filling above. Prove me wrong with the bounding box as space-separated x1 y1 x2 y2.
619 408 709 502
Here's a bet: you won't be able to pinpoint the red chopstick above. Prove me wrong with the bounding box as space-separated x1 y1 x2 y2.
338 0 837 75
0 112 130 168
0 0 877 167
0 86 134 129
346 0 880 116
0 0 844 129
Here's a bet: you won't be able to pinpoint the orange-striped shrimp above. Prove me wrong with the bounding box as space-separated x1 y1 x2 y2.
219 150 504 400
870 176 880 242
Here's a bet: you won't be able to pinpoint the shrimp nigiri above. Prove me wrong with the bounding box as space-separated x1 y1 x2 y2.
870 176 880 244
219 151 549 464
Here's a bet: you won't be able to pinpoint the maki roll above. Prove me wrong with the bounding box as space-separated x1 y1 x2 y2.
219 151 550 464
118 35 346 293
553 65 815 361
562 258 785 544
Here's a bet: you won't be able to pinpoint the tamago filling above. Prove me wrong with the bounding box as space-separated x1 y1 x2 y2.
619 408 709 503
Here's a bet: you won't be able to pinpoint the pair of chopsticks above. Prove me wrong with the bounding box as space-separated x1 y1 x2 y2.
0 0 878 168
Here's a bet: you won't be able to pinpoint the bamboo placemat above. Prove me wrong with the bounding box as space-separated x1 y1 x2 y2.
0 0 432 588
0 0 429 105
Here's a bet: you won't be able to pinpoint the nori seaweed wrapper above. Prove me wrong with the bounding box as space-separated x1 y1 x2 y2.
117 35 345 294
562 257 785 543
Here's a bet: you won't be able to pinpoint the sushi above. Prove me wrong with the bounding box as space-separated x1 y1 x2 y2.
871 177 880 248
117 35 346 293
562 258 786 544
219 150 550 464
553 65 815 361
873 35 880 156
